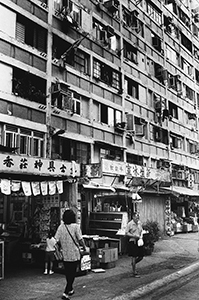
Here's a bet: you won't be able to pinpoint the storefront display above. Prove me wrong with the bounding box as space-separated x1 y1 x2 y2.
170 196 199 234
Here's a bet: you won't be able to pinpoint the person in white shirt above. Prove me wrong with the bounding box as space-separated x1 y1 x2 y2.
125 212 144 278
44 230 57 275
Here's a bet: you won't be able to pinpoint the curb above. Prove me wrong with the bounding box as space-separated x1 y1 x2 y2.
110 261 199 300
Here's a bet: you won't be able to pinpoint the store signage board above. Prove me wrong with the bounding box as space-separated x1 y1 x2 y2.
0 153 80 177
101 159 170 182
101 159 126 175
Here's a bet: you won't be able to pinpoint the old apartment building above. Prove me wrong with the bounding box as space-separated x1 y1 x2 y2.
1 0 199 246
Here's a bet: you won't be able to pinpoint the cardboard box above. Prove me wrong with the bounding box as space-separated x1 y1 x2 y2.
97 248 118 263
110 248 118 261
22 252 33 263
192 225 198 232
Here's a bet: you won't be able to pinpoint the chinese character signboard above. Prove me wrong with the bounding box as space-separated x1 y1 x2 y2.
1 154 80 177
82 163 102 178
101 159 170 182
101 159 126 175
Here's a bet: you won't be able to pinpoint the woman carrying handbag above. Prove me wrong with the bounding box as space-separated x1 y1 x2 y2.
55 209 87 300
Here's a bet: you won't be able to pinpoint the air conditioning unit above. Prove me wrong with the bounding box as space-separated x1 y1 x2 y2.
135 124 144 136
105 25 115 37
104 0 119 12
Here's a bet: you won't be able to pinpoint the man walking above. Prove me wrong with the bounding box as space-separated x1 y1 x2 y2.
125 212 144 277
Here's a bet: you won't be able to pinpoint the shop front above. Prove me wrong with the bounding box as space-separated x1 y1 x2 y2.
161 186 199 235
0 153 80 268
80 159 171 263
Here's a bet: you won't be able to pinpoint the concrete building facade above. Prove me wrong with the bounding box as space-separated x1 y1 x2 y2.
1 0 199 252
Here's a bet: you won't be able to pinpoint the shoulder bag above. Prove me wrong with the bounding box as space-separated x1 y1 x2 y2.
65 225 90 271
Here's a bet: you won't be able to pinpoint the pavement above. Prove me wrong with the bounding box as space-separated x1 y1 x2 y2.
1 232 199 300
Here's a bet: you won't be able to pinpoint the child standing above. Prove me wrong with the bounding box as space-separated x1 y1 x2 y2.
44 230 57 275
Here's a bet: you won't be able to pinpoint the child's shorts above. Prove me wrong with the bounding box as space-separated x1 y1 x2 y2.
45 251 55 262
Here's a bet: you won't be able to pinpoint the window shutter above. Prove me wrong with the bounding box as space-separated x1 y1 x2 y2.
16 22 25 43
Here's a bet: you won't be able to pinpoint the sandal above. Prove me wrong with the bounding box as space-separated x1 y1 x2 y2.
132 274 140 278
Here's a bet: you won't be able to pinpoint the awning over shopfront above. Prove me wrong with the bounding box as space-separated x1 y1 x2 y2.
112 184 129 191
82 181 116 192
161 186 199 197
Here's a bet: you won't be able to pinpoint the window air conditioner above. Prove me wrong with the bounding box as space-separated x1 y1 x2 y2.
135 124 144 136
104 0 119 12
105 25 115 37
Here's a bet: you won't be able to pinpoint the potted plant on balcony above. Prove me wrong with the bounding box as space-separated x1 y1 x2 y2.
142 220 160 255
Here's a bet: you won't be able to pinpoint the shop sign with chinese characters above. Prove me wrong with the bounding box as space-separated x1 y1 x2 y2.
0 154 80 177
101 159 170 182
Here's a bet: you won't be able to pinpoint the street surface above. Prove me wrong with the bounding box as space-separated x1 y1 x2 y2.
141 269 199 300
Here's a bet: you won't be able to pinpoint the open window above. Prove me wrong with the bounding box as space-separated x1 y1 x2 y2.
124 76 139 99
55 0 81 28
93 59 121 90
153 126 169 145
16 14 47 53
168 101 178 119
123 40 138 64
151 33 162 52
12 67 46 104
170 133 183 150
92 19 119 52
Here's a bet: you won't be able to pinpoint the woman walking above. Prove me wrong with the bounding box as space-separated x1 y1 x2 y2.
55 209 87 300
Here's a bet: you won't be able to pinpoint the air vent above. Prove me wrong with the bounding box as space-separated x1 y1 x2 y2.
38 104 46 110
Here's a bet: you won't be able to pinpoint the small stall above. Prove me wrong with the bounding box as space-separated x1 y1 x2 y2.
162 186 199 234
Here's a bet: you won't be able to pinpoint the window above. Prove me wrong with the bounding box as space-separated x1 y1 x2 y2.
5 125 17 148
184 84 194 101
170 134 183 149
20 129 31 155
166 46 179 65
154 63 167 84
164 16 179 39
100 148 122 161
181 58 193 77
124 77 139 98
16 15 47 52
13 68 46 104
181 33 192 53
33 132 44 157
153 126 169 144
54 0 81 27
93 101 122 126
196 69 199 84
4 125 44 157
179 8 190 29
123 41 138 64
122 8 144 36
61 139 90 163
169 101 178 119
92 20 119 51
72 92 81 115
187 140 197 154
126 153 143 165
93 59 121 90
151 33 162 52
